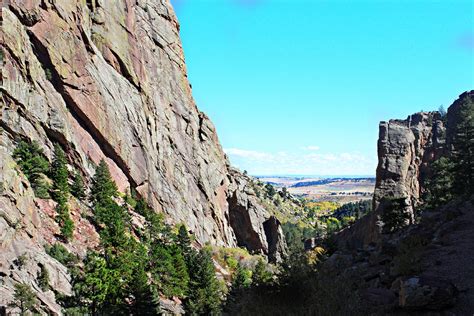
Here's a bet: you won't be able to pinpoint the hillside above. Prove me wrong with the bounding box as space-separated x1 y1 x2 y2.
224 91 474 314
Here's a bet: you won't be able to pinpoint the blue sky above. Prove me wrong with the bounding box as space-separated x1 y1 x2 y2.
171 0 473 176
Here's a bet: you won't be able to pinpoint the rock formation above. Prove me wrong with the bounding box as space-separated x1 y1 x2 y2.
327 91 474 313
336 91 472 249
0 0 286 311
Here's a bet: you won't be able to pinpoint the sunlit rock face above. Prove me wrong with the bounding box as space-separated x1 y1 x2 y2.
1 0 286 311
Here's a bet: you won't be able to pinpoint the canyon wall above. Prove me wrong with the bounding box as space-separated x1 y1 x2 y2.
0 0 285 311
337 91 473 249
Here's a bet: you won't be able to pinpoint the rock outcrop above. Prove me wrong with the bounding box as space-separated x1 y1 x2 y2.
227 168 287 262
0 0 286 312
369 111 446 243
328 91 474 313
336 91 473 249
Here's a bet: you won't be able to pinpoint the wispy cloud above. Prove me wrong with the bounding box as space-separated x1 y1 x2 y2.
301 145 320 151
224 148 377 176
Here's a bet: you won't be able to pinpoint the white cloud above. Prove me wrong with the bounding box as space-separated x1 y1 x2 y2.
224 148 377 176
224 148 273 161
301 145 320 151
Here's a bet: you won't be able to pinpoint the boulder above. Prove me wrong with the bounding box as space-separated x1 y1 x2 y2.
397 276 457 310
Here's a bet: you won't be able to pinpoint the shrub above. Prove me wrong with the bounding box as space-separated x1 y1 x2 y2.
45 243 78 267
13 140 50 198
37 265 50 291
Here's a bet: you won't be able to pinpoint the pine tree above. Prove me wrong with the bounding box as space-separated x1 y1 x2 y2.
13 140 50 198
51 144 69 202
55 197 74 241
177 224 192 259
424 157 455 208
252 258 272 286
97 202 129 248
149 242 177 297
232 262 251 291
90 159 118 207
129 270 161 315
71 172 85 200
9 283 38 315
169 246 190 297
451 98 474 196
37 265 50 291
185 248 222 315
74 252 114 314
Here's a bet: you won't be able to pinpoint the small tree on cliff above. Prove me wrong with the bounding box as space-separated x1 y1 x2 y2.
9 283 38 315
232 262 251 291
51 144 69 202
90 159 118 207
381 197 411 233
50 144 74 240
37 265 50 292
177 224 192 259
13 140 50 198
71 172 86 200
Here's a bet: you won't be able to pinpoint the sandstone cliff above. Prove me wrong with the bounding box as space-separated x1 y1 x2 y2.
0 0 285 312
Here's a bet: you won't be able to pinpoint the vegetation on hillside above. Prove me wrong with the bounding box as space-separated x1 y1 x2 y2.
225 101 474 314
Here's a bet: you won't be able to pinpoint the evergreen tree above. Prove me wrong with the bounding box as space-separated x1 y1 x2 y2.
149 242 177 297
129 270 161 315
96 202 129 247
13 140 50 198
232 262 251 291
51 144 69 202
185 248 222 315
74 252 114 314
252 258 272 286
90 159 118 207
381 197 411 233
177 224 192 259
451 98 474 196
55 197 74 241
169 246 190 297
37 265 50 291
71 172 85 200
424 157 455 208
49 144 74 240
9 283 38 315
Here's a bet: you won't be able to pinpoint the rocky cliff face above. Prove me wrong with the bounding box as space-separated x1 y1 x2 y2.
370 111 446 240
0 0 285 311
336 91 472 249
327 91 474 313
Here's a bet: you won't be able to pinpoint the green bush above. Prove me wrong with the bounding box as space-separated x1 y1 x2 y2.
13 140 50 198
37 265 50 291
45 243 78 267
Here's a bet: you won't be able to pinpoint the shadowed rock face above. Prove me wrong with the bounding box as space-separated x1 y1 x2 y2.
335 91 473 249
1 0 286 311
371 111 446 238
